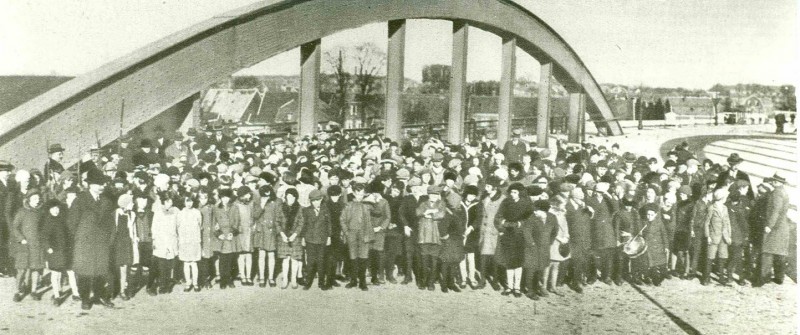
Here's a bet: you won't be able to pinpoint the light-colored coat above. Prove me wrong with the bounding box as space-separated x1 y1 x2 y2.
479 193 505 255
762 185 791 256
152 205 179 259
177 207 202 262
704 203 732 245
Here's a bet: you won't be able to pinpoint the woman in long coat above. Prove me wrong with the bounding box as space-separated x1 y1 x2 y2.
213 189 241 289
277 188 304 289
759 180 791 285
455 185 482 288
42 199 70 303
640 203 669 286
478 180 505 290
11 191 44 302
494 183 532 297
252 185 283 287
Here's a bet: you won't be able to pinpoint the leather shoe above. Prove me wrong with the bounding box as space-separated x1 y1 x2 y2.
81 301 92 310
94 297 115 308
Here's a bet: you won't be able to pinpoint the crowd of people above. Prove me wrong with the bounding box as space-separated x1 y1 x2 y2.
0 123 792 311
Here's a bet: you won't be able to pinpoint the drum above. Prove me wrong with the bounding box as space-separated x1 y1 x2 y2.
623 235 647 259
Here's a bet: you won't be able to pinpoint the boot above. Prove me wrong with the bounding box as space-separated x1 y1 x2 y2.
426 260 437 291
701 260 712 286
401 269 412 285
358 259 369 291
448 266 461 293
303 271 315 290
773 258 785 285
719 267 729 285
345 261 359 289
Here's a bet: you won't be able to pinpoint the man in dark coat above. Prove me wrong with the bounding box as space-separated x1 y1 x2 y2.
565 186 592 293
325 186 346 287
67 168 115 310
0 161 13 277
586 184 618 285
399 179 426 288
755 173 791 287
522 200 556 299
44 143 66 188
132 139 160 168
300 190 331 290
502 129 529 165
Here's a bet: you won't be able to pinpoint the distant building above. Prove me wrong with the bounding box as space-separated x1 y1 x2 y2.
666 96 715 117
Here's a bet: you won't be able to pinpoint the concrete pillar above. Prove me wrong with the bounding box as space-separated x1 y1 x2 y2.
448 21 468 144
536 63 552 148
299 39 321 137
568 92 585 143
497 37 516 147
385 20 406 142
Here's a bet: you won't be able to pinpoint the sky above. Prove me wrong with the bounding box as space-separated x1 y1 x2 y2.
0 0 797 89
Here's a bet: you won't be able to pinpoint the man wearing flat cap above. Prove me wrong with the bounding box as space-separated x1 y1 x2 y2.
755 172 791 287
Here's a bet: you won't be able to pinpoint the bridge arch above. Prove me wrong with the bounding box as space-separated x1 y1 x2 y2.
0 0 621 169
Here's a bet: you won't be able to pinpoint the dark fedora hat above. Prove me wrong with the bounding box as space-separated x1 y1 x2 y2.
770 171 787 184
48 143 65 154
727 153 744 164
85 168 108 185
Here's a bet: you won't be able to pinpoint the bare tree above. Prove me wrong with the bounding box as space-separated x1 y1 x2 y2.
351 42 386 96
323 48 351 123
322 43 387 126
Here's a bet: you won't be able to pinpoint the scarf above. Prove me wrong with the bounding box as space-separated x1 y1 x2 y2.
282 202 300 231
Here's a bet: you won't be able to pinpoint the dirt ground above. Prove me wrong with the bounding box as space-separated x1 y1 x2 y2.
0 274 795 335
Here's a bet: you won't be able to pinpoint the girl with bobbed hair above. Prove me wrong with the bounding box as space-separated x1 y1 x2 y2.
494 182 531 298
252 185 283 287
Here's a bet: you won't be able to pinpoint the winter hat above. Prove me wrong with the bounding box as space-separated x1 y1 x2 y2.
462 185 480 198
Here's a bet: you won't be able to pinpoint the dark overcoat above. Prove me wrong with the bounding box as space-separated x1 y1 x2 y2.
586 194 617 250
42 207 71 271
565 201 592 258
521 213 556 271
67 191 115 277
